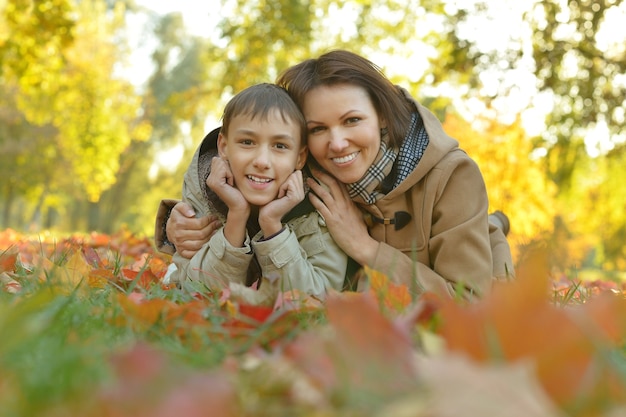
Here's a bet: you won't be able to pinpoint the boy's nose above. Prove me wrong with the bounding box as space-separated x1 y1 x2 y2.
253 147 271 169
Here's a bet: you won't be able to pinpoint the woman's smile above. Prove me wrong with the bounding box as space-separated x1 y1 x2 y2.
332 151 359 165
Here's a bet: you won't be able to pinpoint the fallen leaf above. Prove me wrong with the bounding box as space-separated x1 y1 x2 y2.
0 271 21 293
412 353 565 417
0 247 18 273
436 258 626 410
284 291 419 406
97 343 239 417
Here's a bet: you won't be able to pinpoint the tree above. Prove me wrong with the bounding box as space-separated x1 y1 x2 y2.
0 0 75 229
48 0 150 203
420 0 626 270
443 113 557 240
0 0 150 230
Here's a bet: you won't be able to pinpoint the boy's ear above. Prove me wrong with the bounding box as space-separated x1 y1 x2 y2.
296 146 308 170
217 133 228 158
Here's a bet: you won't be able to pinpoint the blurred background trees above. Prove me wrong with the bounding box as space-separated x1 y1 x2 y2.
0 0 624 276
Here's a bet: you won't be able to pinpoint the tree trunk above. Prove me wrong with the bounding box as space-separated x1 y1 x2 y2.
2 183 15 229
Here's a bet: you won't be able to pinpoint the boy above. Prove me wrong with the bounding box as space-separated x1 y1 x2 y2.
162 84 348 304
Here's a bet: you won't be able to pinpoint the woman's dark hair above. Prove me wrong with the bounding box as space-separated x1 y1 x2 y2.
221 83 307 145
276 50 413 148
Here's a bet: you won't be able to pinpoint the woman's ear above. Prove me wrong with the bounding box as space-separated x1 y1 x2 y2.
217 133 228 159
380 118 389 137
296 146 308 170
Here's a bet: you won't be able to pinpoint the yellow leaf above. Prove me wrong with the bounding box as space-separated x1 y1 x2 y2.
59 250 92 287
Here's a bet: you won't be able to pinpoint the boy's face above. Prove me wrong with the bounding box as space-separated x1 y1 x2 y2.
218 109 307 207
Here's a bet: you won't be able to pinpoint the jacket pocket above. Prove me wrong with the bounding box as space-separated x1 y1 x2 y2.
288 213 326 257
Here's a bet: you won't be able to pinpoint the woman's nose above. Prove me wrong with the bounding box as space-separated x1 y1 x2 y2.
328 128 349 152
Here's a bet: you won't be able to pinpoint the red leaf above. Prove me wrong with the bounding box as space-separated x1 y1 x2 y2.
82 246 103 268
237 303 274 324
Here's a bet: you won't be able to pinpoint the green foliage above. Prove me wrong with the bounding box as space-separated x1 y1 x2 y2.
528 0 625 144
216 0 313 90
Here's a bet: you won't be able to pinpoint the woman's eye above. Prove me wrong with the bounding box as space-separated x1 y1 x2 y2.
275 143 288 150
346 117 360 124
309 126 325 134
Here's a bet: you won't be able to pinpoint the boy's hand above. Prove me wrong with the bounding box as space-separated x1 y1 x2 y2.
207 157 249 214
259 170 305 236
207 157 249 247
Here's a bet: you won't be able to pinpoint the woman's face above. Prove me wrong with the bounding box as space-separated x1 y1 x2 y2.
302 84 385 184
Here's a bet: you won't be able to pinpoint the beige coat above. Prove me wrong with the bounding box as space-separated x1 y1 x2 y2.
357 94 514 299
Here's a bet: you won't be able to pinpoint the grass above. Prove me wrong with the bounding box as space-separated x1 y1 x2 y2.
0 274 222 415
1 230 626 417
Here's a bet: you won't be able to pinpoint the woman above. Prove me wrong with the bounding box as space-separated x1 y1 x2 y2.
158 50 514 300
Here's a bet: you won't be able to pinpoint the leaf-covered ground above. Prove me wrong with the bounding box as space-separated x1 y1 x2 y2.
1 228 625 417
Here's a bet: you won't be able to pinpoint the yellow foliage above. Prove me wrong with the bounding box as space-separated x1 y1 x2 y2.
443 113 558 258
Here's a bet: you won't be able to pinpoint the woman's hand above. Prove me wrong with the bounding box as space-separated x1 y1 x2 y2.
259 169 305 236
166 202 221 259
306 170 378 264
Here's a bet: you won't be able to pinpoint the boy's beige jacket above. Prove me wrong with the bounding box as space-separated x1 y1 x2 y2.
157 132 347 305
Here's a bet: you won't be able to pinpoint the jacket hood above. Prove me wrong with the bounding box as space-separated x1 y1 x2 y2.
183 126 227 220
385 88 461 199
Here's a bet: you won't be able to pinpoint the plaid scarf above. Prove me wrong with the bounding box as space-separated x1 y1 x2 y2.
347 113 429 205
393 112 429 188
347 130 398 205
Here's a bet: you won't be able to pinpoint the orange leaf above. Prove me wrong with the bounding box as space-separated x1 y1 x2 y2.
20 251 55 282
116 293 172 329
121 268 160 289
436 268 626 409
148 256 169 278
363 265 412 312
0 247 18 273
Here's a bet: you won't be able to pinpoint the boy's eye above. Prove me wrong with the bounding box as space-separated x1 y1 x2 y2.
240 139 254 145
275 143 288 150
